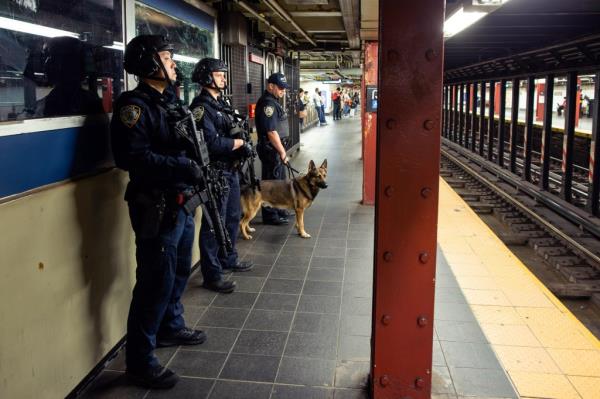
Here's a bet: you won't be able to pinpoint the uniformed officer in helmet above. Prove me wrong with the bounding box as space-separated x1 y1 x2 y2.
255 72 291 225
110 35 206 389
190 58 254 294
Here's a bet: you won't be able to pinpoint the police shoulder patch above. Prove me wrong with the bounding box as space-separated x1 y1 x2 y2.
193 106 205 122
120 104 141 128
264 105 274 117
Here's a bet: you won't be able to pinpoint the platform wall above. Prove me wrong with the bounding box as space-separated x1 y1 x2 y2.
0 170 201 398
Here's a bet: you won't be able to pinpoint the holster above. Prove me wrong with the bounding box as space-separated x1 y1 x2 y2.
125 185 175 239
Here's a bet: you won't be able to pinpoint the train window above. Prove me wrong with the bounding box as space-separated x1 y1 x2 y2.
0 0 124 121
135 2 214 104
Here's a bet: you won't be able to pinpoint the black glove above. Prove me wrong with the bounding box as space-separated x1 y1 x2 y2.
184 159 203 183
236 142 254 158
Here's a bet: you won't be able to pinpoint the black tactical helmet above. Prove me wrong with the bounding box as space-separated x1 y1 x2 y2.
191 58 228 87
124 35 174 77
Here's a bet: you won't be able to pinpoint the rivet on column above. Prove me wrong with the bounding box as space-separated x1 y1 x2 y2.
420 187 432 198
415 377 425 389
383 251 393 262
381 314 391 325
384 185 394 197
386 119 397 129
380 375 390 387
417 315 428 327
423 119 434 130
425 48 437 61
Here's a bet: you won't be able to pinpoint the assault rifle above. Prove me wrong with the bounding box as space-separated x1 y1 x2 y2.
221 106 260 190
169 103 233 255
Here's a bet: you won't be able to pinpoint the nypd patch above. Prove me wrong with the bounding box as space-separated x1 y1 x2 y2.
120 105 141 128
264 105 274 117
193 106 205 122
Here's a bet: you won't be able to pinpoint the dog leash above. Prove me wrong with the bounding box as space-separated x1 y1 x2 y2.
285 162 300 179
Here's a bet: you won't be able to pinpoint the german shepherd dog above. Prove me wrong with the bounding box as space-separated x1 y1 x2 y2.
240 159 328 239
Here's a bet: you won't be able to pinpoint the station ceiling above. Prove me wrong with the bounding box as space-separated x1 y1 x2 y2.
444 0 600 71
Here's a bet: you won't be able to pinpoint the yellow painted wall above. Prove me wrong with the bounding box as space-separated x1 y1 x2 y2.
0 170 201 398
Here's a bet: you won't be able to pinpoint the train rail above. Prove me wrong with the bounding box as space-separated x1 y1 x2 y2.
441 138 600 309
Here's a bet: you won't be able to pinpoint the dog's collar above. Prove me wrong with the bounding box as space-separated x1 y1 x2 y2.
293 178 314 201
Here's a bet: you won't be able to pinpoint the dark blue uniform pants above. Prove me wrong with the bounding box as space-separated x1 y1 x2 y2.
126 207 194 372
200 170 240 283
258 144 287 222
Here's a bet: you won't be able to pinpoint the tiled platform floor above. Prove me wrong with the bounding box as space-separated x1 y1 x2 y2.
81 114 520 399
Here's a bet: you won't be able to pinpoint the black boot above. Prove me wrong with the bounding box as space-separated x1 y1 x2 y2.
203 279 236 293
157 327 207 347
126 366 179 389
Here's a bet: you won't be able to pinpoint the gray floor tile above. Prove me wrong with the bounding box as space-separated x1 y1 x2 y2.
435 287 468 304
269 266 308 280
341 296 372 316
338 335 370 362
310 256 346 269
340 315 371 337
342 282 372 298
255 293 299 311
284 236 319 248
441 341 502 369
343 268 373 283
303 280 343 296
307 268 344 282
231 276 265 293
319 230 348 239
334 361 370 388
275 254 312 267
346 240 373 249
434 302 477 322
146 377 213 399
232 329 287 356
432 365 457 395
220 353 280 382
208 380 272 399
244 309 294 332
435 320 488 343
314 246 347 258
433 339 446 366
168 350 227 378
184 305 206 327
285 332 338 359
297 295 341 314
198 307 249 329
292 312 339 336
271 385 334 399
262 278 304 294
244 253 279 265
449 367 518 398
211 292 257 309
333 388 369 399
233 265 272 277
316 238 347 249
345 248 373 260
276 357 336 386
189 327 239 353
280 245 315 257
182 283 217 307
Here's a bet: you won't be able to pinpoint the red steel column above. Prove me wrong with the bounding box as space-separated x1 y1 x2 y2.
363 41 379 205
371 1 444 398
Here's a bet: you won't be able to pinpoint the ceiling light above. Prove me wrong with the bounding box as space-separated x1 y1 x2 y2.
0 16 78 38
173 54 200 64
444 7 486 38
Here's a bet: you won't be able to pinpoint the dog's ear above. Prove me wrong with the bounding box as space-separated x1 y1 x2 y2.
320 159 327 170
308 160 316 170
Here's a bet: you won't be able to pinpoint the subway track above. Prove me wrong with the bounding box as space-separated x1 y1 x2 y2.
440 139 600 337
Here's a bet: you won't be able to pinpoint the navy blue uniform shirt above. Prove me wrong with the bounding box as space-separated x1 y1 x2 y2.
190 89 235 164
110 82 193 191
255 91 288 144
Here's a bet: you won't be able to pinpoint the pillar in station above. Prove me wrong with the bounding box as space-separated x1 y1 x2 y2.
535 82 545 122
371 1 444 398
494 82 501 115
362 41 378 205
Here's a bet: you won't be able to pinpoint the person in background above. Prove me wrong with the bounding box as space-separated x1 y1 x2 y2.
297 88 308 131
320 90 327 124
313 87 326 126
332 87 341 121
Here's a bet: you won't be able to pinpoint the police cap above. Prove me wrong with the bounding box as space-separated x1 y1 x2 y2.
124 35 174 77
267 72 289 89
192 58 228 86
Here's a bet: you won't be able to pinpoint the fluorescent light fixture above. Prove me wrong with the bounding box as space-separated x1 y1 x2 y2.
444 7 487 38
0 16 78 38
173 54 200 64
103 41 124 51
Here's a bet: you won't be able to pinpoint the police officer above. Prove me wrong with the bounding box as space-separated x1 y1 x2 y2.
190 58 254 293
256 72 290 225
111 35 206 389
